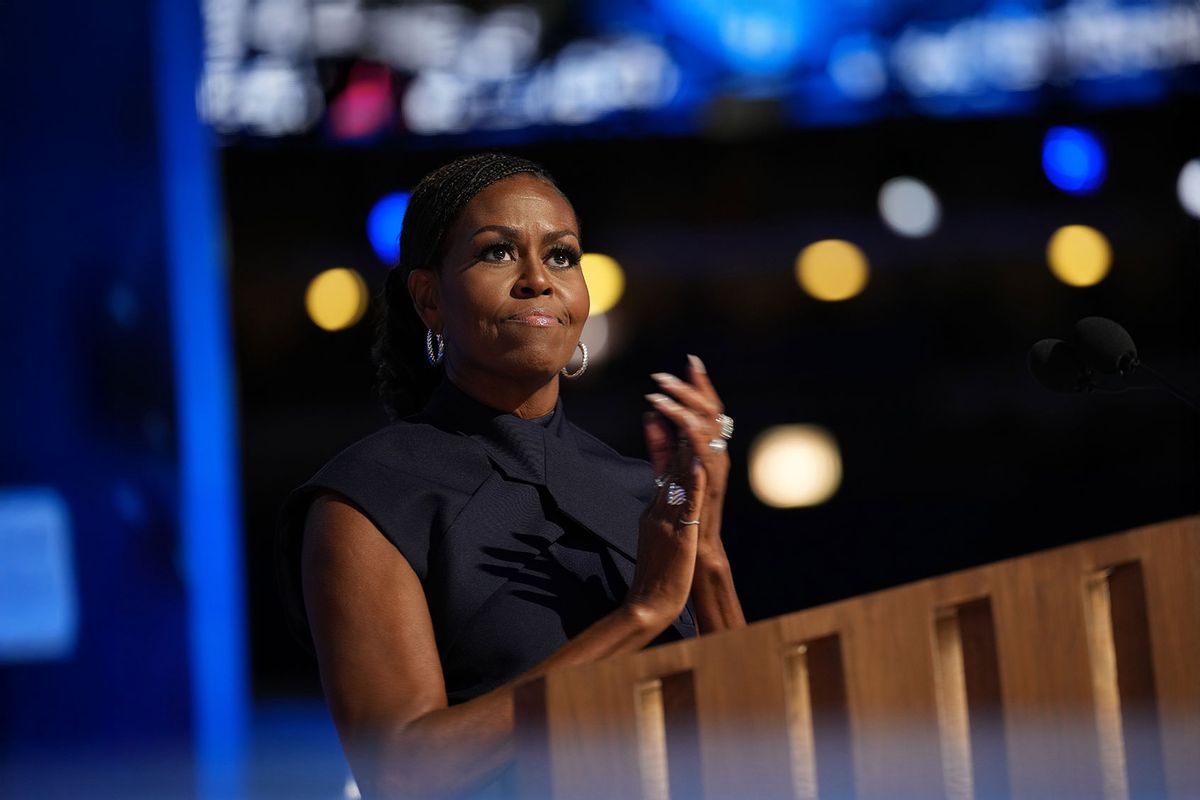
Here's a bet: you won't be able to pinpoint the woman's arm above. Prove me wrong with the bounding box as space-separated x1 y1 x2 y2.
685 492 747 635
303 453 708 798
647 355 746 634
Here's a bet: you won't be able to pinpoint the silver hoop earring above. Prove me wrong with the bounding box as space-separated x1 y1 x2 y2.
561 341 588 379
425 329 445 366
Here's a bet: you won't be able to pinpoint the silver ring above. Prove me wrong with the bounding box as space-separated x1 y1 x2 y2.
666 482 687 506
716 413 734 439
678 518 700 526
707 438 727 454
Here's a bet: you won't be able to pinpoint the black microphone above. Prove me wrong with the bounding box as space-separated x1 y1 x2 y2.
1028 317 1200 411
1027 338 1090 394
1073 316 1138 376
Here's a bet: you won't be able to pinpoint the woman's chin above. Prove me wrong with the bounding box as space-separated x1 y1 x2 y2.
507 356 565 381
490 334 573 377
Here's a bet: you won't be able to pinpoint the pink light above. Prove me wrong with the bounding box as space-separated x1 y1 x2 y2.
329 62 395 140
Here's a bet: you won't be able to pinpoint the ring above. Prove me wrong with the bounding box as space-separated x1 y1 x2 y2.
678 518 700 526
666 482 687 506
708 438 727 454
716 413 734 439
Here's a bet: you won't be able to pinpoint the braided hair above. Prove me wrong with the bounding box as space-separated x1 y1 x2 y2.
374 153 565 419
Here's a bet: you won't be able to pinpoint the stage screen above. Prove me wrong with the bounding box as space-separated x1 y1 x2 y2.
200 0 1200 143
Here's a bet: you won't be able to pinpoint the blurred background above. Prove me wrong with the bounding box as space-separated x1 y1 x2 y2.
2 0 1198 797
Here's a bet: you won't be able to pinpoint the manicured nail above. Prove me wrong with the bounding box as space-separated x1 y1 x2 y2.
688 354 706 374
651 372 678 384
645 393 669 404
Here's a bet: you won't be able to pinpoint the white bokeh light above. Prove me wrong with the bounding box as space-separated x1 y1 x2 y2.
748 425 843 509
578 312 611 370
1178 159 1200 219
878 176 942 238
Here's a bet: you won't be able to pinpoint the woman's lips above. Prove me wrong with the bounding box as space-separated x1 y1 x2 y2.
506 310 561 327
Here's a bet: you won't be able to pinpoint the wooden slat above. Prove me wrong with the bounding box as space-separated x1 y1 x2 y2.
990 541 1107 798
691 621 794 800
1129 520 1200 798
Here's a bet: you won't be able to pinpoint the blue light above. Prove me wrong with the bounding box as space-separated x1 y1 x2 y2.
154 0 247 797
367 192 410 265
651 0 812 77
1042 126 1106 194
0 488 77 663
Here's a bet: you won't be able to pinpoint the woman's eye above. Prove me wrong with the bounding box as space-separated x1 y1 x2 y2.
547 248 580 268
483 244 513 261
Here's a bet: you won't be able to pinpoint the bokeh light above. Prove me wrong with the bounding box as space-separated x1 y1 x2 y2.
579 312 611 368
1046 225 1112 287
878 176 941 238
305 268 369 331
328 63 395 141
367 191 410 264
795 240 870 302
827 35 888 101
1178 159 1200 219
749 425 843 508
580 252 625 315
1042 126 1106 194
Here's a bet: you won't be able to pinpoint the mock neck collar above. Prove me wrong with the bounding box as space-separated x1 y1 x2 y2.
415 379 564 487
419 379 560 432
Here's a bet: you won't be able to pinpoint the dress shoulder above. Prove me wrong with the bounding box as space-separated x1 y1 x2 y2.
275 419 492 651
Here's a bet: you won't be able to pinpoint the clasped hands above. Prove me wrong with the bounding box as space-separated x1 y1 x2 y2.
624 354 733 628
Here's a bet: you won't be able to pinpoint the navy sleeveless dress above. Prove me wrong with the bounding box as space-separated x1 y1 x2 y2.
277 379 697 708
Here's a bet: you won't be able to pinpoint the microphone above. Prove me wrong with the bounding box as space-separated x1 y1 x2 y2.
1028 317 1200 411
1072 316 1138 376
1027 338 1090 394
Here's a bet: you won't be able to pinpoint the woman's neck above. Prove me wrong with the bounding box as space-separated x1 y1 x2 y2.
444 366 560 420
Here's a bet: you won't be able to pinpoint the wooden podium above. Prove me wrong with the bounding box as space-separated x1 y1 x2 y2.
514 516 1199 799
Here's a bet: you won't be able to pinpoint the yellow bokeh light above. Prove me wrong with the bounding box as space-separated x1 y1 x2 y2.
1046 225 1111 287
305 267 369 331
748 425 843 509
795 240 870 302
580 252 625 315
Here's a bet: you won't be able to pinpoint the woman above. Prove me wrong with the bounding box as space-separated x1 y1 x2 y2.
278 153 745 798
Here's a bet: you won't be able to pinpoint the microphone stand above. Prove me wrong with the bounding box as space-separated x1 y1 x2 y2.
1134 360 1200 412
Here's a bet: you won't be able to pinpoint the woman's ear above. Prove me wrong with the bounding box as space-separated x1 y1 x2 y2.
407 268 441 332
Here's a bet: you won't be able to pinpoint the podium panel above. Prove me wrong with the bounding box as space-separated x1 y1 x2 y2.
516 516 1200 799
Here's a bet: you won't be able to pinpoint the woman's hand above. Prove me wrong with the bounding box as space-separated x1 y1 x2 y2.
644 355 746 633
645 355 731 563
623 428 708 631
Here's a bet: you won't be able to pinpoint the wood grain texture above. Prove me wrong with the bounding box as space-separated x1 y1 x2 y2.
514 516 1199 799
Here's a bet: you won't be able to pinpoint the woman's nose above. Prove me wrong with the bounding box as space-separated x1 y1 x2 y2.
513 259 553 297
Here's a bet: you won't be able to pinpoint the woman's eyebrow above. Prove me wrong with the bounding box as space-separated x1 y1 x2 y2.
470 225 581 243
471 224 519 239
542 228 580 243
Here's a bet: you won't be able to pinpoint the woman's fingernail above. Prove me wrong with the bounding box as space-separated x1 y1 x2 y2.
645 393 668 404
651 372 679 384
688 354 706 374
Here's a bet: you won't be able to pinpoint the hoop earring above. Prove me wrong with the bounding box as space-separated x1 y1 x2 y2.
561 341 588 379
425 329 445 366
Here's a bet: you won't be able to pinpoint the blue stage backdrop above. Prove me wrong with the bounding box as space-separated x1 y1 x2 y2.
1 2 246 798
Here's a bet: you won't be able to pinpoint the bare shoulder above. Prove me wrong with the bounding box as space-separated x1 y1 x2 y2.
303 492 402 572
301 492 448 734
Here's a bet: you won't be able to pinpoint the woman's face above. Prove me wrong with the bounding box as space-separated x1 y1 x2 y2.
416 174 589 388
